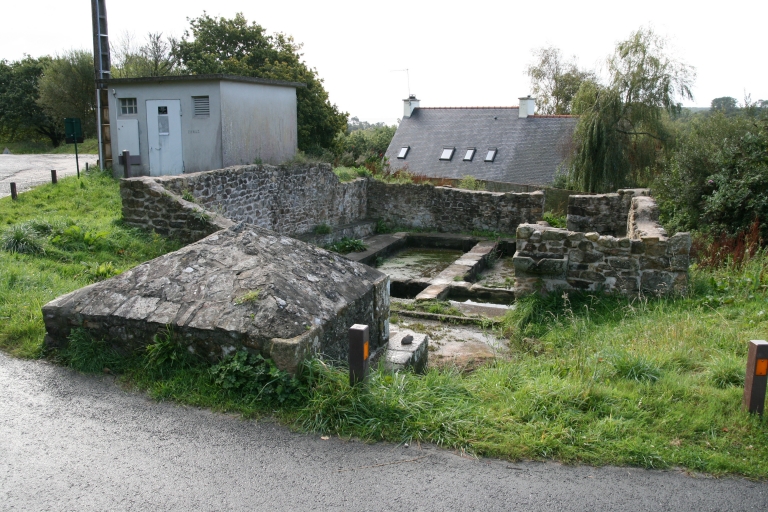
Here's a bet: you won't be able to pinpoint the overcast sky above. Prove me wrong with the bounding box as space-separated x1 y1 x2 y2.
3 0 766 125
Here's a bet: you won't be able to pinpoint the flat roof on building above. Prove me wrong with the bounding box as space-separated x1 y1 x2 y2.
101 74 306 89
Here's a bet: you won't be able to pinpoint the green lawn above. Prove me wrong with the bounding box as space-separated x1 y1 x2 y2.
1 138 99 155
1 173 767 478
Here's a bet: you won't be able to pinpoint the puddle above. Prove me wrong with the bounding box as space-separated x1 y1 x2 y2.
376 247 463 281
475 256 515 289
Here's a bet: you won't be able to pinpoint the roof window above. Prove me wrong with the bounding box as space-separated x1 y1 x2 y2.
397 146 410 159
484 148 497 162
440 147 455 161
463 148 476 161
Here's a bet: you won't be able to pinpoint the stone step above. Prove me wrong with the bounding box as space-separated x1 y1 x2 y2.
384 329 429 373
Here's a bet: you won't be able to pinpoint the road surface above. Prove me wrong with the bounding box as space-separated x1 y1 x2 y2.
0 154 99 198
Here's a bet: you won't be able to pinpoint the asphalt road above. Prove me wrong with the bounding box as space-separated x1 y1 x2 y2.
0 154 99 198
1 352 767 511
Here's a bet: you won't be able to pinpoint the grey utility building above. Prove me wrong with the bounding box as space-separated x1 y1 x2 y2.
384 95 578 186
104 74 304 177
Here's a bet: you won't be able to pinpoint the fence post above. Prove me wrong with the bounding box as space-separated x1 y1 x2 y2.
123 150 131 178
744 340 768 414
10 182 17 200
349 324 370 386
51 169 57 184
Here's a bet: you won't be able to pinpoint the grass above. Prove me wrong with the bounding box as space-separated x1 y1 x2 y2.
0 170 182 357
3 170 768 477
1 138 99 155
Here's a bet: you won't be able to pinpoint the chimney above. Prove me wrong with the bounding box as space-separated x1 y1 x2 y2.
518 95 536 118
403 94 420 118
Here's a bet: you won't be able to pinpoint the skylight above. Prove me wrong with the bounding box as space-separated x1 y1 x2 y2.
485 148 497 162
463 148 475 161
440 147 455 161
398 146 409 159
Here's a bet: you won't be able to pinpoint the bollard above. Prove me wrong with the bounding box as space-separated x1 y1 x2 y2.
349 324 370 386
10 182 17 200
123 150 131 178
86 162 89 172
51 169 57 184
744 340 768 414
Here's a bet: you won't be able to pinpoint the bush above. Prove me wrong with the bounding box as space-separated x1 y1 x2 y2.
457 175 484 191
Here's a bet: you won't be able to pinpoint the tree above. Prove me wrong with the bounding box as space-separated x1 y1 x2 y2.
112 32 180 78
172 12 347 153
526 46 594 115
711 96 738 115
570 28 695 192
36 50 97 138
0 56 64 146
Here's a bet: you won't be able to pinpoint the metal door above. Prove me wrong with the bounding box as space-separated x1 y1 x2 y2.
146 99 183 176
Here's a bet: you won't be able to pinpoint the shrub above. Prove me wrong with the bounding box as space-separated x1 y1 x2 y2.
457 175 484 191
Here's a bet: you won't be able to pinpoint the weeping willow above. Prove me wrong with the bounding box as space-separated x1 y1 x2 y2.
569 28 694 193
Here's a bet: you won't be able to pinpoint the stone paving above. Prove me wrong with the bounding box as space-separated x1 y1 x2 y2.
0 154 98 198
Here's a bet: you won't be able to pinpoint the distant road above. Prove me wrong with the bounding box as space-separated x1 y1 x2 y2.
1 352 767 511
0 154 99 198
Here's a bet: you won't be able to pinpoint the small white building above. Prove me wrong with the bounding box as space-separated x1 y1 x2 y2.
105 74 304 176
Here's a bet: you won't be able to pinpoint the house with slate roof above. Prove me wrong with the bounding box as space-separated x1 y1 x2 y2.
384 95 578 186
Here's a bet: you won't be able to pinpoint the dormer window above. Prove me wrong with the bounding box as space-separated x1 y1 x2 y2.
463 148 476 161
398 146 410 159
440 147 455 161
485 148 497 162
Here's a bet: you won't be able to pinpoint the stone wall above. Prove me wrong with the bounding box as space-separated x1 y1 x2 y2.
566 189 648 237
120 177 234 245
367 181 544 235
121 164 546 242
156 164 367 237
514 193 690 297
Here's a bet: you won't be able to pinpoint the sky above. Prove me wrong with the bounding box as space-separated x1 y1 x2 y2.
2 0 766 125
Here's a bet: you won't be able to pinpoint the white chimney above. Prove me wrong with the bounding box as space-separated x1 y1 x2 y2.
518 95 536 118
403 94 420 118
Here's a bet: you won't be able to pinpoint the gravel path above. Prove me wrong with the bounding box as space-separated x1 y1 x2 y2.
0 154 99 198
1 352 767 511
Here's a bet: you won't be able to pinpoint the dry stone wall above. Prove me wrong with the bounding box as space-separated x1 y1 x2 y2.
515 192 691 297
368 181 544 235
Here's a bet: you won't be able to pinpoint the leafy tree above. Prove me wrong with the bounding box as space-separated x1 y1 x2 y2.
527 46 594 115
570 28 695 192
710 96 738 115
36 50 97 138
0 56 64 146
335 123 396 166
112 32 180 78
172 12 347 153
656 109 768 237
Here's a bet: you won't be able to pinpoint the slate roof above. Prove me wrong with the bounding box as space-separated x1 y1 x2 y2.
384 107 578 186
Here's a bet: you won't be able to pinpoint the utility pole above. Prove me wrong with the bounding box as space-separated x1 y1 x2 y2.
91 0 112 170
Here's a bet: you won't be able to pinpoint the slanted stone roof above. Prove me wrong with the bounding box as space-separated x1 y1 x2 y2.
43 223 389 373
384 107 578 186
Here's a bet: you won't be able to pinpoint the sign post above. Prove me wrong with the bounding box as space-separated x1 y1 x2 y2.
64 118 83 178
349 324 370 386
743 340 768 414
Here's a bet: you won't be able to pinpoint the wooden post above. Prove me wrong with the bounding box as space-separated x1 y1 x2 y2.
743 340 768 414
51 169 57 184
10 182 17 200
349 324 370 386
122 150 131 178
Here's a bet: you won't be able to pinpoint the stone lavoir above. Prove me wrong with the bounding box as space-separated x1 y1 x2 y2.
43 164 691 373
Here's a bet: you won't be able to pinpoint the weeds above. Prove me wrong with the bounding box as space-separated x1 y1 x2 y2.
457 175 485 191
325 237 367 254
314 223 332 235
0 224 45 254
233 290 261 305
542 211 567 228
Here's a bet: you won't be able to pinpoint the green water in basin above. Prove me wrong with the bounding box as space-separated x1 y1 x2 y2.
377 248 463 281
